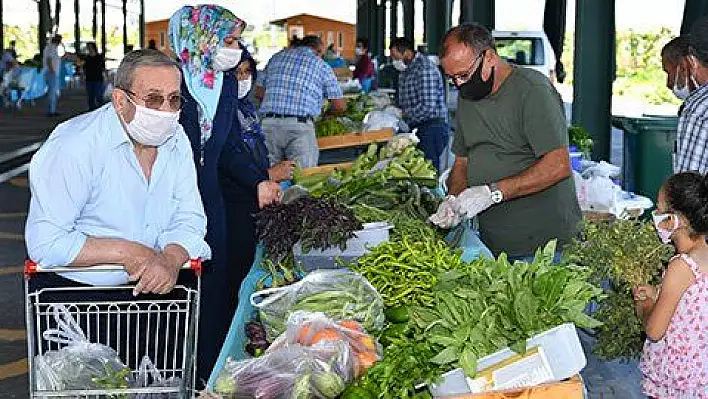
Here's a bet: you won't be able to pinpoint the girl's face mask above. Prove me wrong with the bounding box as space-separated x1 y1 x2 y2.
652 210 680 244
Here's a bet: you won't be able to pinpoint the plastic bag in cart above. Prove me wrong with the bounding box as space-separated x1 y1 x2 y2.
133 356 182 398
268 311 382 378
212 341 354 399
34 305 131 391
250 269 385 341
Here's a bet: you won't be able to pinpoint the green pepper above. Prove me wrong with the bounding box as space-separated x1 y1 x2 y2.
384 306 410 323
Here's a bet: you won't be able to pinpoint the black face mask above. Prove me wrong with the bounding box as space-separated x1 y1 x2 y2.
457 55 494 101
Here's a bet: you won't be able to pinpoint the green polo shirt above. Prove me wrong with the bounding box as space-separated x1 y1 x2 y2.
452 66 581 257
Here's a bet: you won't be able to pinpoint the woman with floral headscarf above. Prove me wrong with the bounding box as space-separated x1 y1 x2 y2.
169 5 293 385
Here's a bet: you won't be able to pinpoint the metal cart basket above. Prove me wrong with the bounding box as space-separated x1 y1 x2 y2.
24 259 202 398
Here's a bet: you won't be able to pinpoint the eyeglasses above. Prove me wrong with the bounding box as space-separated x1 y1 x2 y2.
447 49 487 86
119 88 184 111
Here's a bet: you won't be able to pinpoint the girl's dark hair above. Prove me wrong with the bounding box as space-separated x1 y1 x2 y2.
664 172 708 235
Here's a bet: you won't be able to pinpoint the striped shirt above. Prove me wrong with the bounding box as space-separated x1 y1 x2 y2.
676 83 708 173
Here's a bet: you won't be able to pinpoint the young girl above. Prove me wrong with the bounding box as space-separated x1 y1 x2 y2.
634 172 708 398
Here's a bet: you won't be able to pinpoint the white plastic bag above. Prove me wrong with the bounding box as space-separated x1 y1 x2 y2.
34 305 131 391
363 110 402 132
133 356 182 398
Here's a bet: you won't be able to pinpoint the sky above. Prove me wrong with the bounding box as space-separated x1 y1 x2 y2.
3 0 687 34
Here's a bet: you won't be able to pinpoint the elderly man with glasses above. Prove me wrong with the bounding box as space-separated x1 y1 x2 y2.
432 23 581 262
26 49 210 293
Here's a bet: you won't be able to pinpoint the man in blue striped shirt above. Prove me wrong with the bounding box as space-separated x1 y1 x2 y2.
255 36 346 168
390 37 449 171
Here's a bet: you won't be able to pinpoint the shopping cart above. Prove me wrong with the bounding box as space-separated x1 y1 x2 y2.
24 259 202 398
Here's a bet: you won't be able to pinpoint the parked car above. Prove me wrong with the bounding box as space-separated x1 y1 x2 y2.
492 30 557 82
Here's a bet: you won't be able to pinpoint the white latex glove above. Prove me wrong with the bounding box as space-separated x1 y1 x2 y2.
429 196 463 229
457 185 494 219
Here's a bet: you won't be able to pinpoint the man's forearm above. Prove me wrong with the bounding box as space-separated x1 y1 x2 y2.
498 148 570 200
71 237 156 267
447 166 468 196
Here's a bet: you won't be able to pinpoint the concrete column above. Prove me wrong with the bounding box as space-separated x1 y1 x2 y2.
74 0 80 55
356 0 370 40
122 0 128 53
572 0 615 161
460 0 494 29
402 0 414 42
101 0 106 55
390 0 399 42
377 0 386 56
425 0 451 54
139 0 145 48
0 0 4 50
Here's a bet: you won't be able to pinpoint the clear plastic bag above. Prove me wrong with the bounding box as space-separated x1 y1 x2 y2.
34 305 131 391
212 342 352 399
133 356 182 398
269 311 382 378
250 269 385 341
363 110 402 132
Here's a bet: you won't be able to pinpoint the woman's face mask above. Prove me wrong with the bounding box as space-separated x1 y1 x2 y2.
212 47 243 72
237 78 252 100
392 59 407 72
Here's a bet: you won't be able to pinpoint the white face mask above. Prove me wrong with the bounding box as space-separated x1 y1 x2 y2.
652 211 680 244
212 47 243 72
121 95 179 147
355 48 365 56
672 66 692 100
238 77 252 100
392 59 407 72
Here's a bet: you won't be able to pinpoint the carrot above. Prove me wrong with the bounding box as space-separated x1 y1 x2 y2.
309 328 343 346
338 320 363 332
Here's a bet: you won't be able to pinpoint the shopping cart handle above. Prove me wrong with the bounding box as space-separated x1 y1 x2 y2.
24 258 202 276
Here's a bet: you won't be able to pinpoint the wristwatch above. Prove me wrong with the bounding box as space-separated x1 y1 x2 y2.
488 182 504 204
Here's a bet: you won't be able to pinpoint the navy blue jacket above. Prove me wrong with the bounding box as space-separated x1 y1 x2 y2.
179 70 269 383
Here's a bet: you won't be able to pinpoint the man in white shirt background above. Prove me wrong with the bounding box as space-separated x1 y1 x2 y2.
42 34 63 117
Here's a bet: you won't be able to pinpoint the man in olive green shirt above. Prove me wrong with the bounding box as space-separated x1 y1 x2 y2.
432 23 581 259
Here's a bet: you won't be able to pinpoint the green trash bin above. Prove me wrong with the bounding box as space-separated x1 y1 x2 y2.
611 115 678 202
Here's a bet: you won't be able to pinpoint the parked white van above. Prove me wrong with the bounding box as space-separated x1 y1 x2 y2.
492 30 557 82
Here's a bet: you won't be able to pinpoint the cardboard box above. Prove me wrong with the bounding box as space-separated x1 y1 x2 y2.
444 374 584 399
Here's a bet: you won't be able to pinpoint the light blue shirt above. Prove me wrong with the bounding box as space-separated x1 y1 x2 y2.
25 104 211 286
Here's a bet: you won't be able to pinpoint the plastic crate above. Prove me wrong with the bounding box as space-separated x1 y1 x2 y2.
293 222 392 271
429 323 586 397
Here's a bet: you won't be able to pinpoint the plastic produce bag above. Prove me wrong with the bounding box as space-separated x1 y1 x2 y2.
250 269 385 341
363 110 403 132
212 342 353 399
369 92 392 109
133 356 182 398
34 305 131 391
269 311 382 378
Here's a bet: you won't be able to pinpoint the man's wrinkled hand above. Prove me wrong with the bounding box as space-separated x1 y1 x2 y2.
132 254 179 296
268 160 296 182
457 185 494 219
122 242 158 281
257 181 282 209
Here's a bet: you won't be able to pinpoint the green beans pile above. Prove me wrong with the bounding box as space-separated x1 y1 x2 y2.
350 237 464 308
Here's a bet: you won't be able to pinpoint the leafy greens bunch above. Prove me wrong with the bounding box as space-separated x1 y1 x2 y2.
564 219 674 359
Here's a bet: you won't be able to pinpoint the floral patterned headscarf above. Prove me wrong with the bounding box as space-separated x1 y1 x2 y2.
169 5 245 149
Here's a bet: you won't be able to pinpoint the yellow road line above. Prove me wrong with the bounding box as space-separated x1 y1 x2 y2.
0 329 25 341
8 177 28 187
0 213 27 219
0 266 23 276
0 232 23 241
0 358 28 380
